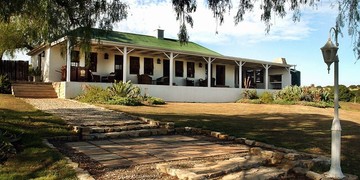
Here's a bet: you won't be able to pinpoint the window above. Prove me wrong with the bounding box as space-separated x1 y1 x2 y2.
144 57 154 75
71 51 79 67
130 56 140 74
175 61 183 77
163 59 169 77
187 62 195 78
255 69 264 83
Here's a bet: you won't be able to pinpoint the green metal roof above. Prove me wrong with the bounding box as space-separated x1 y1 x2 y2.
70 28 222 57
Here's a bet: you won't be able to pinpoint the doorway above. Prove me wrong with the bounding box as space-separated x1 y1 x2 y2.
114 55 123 81
216 65 225 86
163 59 169 77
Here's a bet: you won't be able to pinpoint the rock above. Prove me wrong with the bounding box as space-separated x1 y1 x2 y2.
250 147 262 155
234 138 246 144
306 171 323 180
211 131 221 138
218 134 229 140
244 139 255 146
285 153 301 161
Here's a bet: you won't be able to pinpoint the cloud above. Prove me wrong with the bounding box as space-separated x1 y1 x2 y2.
114 0 334 46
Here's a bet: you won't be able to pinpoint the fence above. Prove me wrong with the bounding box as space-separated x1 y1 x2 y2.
0 60 29 81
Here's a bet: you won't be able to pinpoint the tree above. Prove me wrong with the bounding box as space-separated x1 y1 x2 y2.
171 0 360 60
0 0 128 55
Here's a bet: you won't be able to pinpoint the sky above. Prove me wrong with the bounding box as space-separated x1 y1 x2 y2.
4 0 360 86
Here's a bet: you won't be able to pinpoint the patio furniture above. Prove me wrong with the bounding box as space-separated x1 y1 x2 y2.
137 74 152 84
89 70 100 82
101 72 116 82
186 78 194 86
199 78 215 87
156 76 169 85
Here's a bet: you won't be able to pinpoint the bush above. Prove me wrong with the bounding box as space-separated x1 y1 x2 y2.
328 85 355 102
107 81 141 99
144 96 166 105
0 75 11 94
259 91 274 103
275 85 302 101
107 96 142 106
76 81 165 106
76 85 111 103
242 89 258 99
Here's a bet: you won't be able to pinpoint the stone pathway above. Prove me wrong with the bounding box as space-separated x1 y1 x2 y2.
24 98 349 180
66 135 249 169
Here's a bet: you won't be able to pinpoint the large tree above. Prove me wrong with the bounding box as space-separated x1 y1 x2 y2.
172 0 360 60
0 0 359 60
0 0 128 56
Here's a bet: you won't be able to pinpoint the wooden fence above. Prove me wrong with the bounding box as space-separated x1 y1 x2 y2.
0 60 29 81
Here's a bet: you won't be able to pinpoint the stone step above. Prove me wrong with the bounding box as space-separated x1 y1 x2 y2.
156 156 268 180
88 124 160 133
85 128 171 140
221 166 287 180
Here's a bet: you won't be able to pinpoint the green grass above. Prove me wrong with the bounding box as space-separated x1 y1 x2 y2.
0 94 77 180
101 102 360 177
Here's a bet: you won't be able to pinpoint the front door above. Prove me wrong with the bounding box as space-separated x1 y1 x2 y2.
216 65 225 86
114 55 123 81
163 59 169 77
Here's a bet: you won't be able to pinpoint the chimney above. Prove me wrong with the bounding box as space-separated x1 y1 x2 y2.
157 29 164 39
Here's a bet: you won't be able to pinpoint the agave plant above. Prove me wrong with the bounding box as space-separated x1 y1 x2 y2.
108 81 141 98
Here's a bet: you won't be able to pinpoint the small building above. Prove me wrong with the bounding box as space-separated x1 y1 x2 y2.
27 28 298 102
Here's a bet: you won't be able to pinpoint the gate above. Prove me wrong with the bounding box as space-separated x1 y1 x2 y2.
0 60 29 81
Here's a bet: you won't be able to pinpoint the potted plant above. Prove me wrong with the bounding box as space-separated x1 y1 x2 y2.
28 67 34 82
33 67 42 82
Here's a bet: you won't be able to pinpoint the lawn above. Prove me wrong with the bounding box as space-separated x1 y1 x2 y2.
101 102 360 176
0 94 77 179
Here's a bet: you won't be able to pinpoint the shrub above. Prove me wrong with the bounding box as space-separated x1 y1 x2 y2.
242 89 258 99
328 85 355 102
144 96 166 105
76 85 111 103
259 91 274 103
275 85 302 101
108 81 141 98
0 75 11 94
107 96 142 106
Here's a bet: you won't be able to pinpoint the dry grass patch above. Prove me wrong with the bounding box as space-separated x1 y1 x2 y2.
100 102 360 176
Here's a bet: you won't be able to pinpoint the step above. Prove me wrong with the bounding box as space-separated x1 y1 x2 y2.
11 83 57 98
221 166 287 180
89 124 160 133
156 156 267 180
87 128 170 140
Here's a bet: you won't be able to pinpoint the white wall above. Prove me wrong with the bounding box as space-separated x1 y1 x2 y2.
57 82 278 102
268 68 291 89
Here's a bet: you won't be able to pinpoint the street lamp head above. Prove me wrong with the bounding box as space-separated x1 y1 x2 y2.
321 38 339 73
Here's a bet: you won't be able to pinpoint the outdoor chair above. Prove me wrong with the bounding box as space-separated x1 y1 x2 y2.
89 70 100 82
156 76 169 85
137 74 152 84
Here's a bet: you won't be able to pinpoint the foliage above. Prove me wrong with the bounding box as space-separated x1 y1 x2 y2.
107 96 142 106
76 85 111 103
236 98 262 104
0 0 128 55
144 96 166 105
170 0 360 60
259 91 274 104
0 74 11 94
0 130 21 163
328 85 355 102
275 85 302 102
242 89 258 99
108 81 141 99
76 81 165 106
352 89 360 103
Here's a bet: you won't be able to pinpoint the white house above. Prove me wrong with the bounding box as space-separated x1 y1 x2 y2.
27 28 299 102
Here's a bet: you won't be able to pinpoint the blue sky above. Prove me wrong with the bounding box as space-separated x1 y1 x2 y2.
5 0 359 86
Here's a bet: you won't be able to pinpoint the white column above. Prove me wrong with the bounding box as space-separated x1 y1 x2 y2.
262 64 271 90
207 58 211 87
66 39 71 82
169 52 174 86
123 47 128 82
236 61 246 89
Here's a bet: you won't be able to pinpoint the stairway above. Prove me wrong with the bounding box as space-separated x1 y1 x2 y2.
11 82 58 98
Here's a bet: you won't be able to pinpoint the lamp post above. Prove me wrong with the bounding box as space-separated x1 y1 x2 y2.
320 25 345 179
